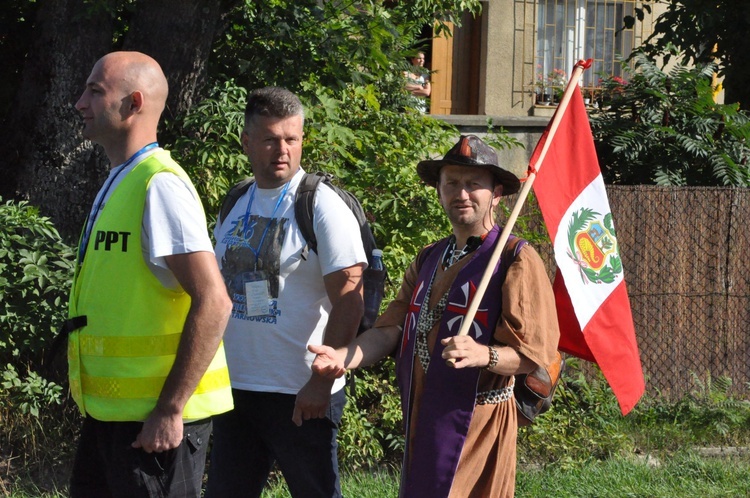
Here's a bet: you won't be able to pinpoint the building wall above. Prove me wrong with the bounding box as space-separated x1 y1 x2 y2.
427 1 670 176
480 0 534 116
449 0 667 118
429 1 671 177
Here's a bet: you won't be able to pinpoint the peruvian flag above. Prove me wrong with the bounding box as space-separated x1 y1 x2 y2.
531 82 645 414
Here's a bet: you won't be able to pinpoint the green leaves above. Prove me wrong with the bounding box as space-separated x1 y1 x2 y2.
209 0 483 98
1 364 63 418
0 198 74 465
637 0 750 109
0 198 75 364
591 53 750 186
339 360 404 471
170 82 250 223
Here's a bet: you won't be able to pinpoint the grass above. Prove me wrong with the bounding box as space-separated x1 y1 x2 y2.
257 452 750 497
259 470 400 497
4 366 750 497
517 452 750 497
4 446 750 497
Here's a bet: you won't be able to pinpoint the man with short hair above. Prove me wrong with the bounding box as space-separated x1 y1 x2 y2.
67 51 234 498
310 135 560 497
205 86 367 498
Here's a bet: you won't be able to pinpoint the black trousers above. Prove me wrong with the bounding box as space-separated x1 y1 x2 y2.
69 416 212 498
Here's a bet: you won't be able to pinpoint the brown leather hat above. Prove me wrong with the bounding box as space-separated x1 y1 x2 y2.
416 135 521 195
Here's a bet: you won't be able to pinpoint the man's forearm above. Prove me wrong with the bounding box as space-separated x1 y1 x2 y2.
322 291 363 349
156 291 231 416
321 264 365 349
341 325 401 371
158 251 232 416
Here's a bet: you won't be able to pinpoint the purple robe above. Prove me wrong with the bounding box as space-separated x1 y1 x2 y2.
396 226 524 497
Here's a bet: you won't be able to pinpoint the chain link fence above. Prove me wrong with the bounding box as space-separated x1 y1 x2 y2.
505 186 750 402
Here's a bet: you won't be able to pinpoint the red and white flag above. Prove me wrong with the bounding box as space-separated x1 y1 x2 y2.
531 82 645 415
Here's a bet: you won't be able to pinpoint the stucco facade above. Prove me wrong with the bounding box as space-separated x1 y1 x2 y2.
428 0 666 176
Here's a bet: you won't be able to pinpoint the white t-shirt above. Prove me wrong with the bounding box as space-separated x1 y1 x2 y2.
85 148 213 289
213 168 367 395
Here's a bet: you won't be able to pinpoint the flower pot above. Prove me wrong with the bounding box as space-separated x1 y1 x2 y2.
536 93 552 105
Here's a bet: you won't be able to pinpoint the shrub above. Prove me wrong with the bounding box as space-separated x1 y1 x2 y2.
628 372 750 450
518 359 634 469
0 198 78 477
338 360 404 471
0 197 75 368
519 360 750 468
590 52 750 186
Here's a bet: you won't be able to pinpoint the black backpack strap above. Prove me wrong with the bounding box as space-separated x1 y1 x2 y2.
219 177 255 225
294 172 327 260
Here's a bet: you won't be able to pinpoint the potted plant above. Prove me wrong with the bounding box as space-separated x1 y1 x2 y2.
547 68 567 104
531 66 551 104
581 86 592 105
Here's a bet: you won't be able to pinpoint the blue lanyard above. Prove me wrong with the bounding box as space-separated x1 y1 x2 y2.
243 181 291 269
78 142 159 263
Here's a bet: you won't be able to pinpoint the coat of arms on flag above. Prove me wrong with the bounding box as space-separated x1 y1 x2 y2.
566 208 622 284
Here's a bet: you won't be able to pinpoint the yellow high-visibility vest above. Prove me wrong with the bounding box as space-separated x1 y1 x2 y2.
68 150 233 421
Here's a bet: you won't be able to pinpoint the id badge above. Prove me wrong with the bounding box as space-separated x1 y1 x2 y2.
242 271 271 317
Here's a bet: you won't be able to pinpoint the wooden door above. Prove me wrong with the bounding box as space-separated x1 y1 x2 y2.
430 13 481 115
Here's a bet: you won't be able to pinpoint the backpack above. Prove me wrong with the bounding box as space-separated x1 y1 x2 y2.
415 235 564 425
219 171 387 334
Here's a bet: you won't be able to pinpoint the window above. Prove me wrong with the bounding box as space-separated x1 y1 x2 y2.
535 0 637 94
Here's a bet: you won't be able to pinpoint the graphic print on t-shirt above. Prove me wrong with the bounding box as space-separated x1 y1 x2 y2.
220 213 288 323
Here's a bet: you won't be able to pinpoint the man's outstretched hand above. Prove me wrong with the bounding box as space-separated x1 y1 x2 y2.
308 344 347 379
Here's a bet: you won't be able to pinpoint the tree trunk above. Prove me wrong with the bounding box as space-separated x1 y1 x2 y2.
0 0 114 241
123 0 238 123
0 0 238 241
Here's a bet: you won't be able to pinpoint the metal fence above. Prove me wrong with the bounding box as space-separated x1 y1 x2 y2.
506 186 750 401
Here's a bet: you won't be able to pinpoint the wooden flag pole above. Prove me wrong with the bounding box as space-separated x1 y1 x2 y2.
451 59 592 344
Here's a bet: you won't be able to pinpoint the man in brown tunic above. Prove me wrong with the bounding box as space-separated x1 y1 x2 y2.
310 135 560 497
